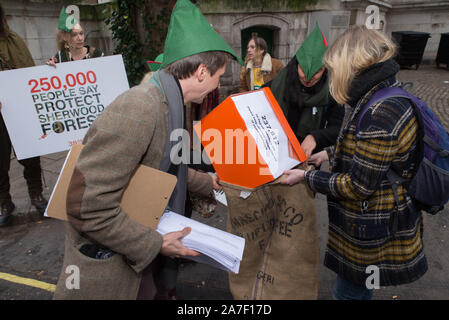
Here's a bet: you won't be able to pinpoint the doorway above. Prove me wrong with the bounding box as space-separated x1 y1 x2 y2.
241 26 275 61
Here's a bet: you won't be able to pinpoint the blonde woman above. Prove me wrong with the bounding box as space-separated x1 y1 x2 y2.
282 25 426 299
47 8 103 67
238 36 283 92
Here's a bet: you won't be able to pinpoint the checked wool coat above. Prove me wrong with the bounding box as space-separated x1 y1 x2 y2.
304 60 428 286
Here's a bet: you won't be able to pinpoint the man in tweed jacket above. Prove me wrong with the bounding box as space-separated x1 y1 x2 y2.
53 0 243 299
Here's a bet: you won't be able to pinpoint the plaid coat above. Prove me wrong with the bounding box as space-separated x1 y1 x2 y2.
305 73 428 286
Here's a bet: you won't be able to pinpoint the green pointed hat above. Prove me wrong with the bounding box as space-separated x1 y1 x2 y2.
295 22 328 81
161 0 243 68
58 7 77 32
147 54 164 71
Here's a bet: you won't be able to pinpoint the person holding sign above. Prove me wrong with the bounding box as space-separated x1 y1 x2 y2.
46 7 103 67
53 0 243 300
265 23 344 159
238 35 283 92
282 26 427 299
0 4 47 227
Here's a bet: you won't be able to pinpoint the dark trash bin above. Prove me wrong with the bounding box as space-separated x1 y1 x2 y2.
392 31 431 70
436 33 449 70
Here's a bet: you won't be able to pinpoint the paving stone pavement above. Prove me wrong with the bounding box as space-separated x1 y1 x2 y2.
0 64 448 300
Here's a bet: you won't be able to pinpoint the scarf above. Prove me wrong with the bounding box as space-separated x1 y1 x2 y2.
284 56 328 133
151 69 188 216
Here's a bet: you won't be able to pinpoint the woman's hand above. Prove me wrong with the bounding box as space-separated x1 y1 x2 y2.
281 169 306 186
308 150 329 166
46 57 57 68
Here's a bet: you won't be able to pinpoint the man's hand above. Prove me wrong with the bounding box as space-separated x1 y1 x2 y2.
301 134 317 159
160 227 200 259
210 173 222 191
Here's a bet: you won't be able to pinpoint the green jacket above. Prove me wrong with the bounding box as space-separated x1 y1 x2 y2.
269 67 329 141
0 30 35 70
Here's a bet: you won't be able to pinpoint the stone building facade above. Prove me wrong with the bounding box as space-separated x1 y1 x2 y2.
198 0 449 95
1 0 449 94
1 0 113 66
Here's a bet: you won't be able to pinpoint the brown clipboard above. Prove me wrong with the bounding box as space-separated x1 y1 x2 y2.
45 144 177 229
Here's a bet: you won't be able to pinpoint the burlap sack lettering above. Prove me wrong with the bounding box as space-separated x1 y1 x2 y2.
223 167 318 300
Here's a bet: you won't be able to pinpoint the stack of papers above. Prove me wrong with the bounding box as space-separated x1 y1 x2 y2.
156 211 245 274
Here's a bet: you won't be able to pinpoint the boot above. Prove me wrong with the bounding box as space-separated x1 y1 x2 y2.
29 192 48 214
0 199 15 227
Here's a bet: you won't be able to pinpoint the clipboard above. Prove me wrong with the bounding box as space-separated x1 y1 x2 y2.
45 144 177 229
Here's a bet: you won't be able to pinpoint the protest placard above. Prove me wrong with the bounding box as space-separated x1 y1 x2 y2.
0 55 129 159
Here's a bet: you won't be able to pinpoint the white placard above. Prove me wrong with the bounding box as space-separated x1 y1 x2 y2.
0 55 129 159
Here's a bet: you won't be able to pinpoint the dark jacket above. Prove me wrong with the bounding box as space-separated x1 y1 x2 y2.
265 57 344 153
52 45 103 63
305 59 427 286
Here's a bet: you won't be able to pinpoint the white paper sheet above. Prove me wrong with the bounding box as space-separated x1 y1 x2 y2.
156 210 245 274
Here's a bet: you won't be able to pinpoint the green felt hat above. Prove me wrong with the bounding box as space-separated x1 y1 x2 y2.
161 0 243 68
295 22 328 81
58 7 77 32
147 54 164 71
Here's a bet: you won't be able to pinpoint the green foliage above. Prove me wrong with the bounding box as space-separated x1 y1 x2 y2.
105 0 172 87
105 0 146 87
141 3 172 62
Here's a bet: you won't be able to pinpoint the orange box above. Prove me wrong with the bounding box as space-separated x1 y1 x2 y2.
194 87 306 189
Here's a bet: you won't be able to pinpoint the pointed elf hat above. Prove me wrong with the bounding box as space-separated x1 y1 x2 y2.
58 6 77 32
295 22 328 81
161 0 243 68
147 53 164 72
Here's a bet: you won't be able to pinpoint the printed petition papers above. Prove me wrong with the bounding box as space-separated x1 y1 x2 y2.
156 211 245 273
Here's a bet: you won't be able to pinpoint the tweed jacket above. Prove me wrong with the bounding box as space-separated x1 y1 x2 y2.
305 60 427 286
53 80 214 300
238 53 284 93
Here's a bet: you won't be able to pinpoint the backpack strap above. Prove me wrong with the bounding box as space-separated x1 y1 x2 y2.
423 135 449 157
356 86 420 235
355 87 411 133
